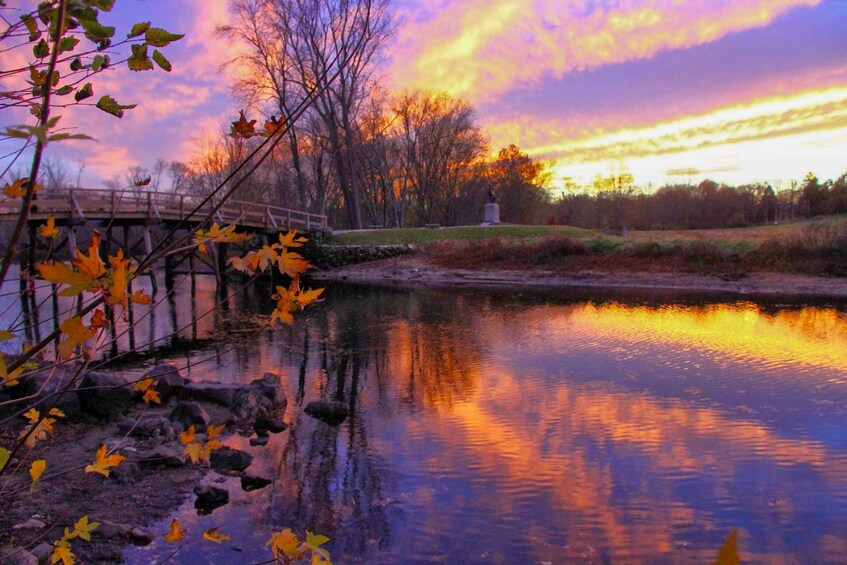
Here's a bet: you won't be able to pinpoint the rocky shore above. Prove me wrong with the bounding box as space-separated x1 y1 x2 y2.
0 365 348 564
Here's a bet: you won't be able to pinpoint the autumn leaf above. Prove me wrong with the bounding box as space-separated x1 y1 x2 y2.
51 540 75 565
142 388 161 405
178 425 196 445
267 528 301 560
163 518 186 542
207 423 225 440
0 355 25 387
84 444 126 477
72 516 99 541
29 459 46 492
19 408 57 448
194 224 250 254
106 250 130 307
89 309 108 329
128 290 151 304
259 115 284 137
275 249 311 279
39 215 60 240
3 178 37 198
35 261 94 297
203 439 221 458
304 531 330 560
713 529 739 565
49 408 65 418
203 527 231 543
230 110 256 138
183 441 204 464
0 447 9 471
276 230 307 249
296 287 324 309
270 285 297 326
70 232 106 281
57 316 97 360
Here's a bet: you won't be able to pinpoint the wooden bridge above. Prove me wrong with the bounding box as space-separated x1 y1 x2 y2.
0 188 328 232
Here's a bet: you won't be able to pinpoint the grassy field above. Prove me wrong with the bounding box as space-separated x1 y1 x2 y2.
329 216 847 275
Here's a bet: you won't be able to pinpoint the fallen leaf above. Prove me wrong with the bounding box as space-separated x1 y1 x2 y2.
84 444 126 477
163 518 186 542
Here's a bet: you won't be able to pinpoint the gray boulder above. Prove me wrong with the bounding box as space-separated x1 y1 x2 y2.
170 401 210 433
241 472 272 492
210 446 253 473
143 364 185 399
194 485 229 514
77 372 132 420
0 547 38 565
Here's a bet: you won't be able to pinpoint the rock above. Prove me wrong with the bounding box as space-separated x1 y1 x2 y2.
12 518 46 530
31 543 52 564
194 485 229 514
181 383 241 407
241 472 272 492
210 446 253 473
96 520 132 539
249 434 269 447
130 528 154 546
0 547 38 565
143 364 185 399
304 400 348 425
77 372 132 419
110 460 142 483
254 411 288 435
120 414 175 440
170 401 210 433
136 444 187 467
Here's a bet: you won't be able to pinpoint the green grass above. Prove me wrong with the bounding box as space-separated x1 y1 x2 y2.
329 224 587 245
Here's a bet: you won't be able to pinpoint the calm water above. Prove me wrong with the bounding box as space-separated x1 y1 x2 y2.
7 273 847 563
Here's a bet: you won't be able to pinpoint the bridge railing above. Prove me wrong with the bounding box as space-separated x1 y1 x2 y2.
0 188 327 231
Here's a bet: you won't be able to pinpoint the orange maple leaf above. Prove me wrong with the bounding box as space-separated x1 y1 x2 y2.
51 540 75 565
230 110 257 138
128 290 151 304
163 518 186 542
69 232 106 281
57 316 97 360
275 249 311 279
89 309 108 329
259 115 285 137
276 230 307 249
296 287 324 308
203 527 231 543
39 215 59 240
84 444 126 477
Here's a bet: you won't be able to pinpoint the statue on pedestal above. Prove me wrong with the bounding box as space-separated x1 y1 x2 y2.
481 183 501 226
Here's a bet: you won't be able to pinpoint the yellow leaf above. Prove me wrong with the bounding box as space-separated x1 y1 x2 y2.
267 528 301 560
69 232 106 282
89 309 108 329
270 285 297 326
202 527 231 543
207 423 225 440
133 378 154 392
713 529 740 565
296 287 324 308
182 441 204 464
277 230 307 248
275 249 311 279
39 215 59 240
48 408 65 418
29 459 46 492
51 540 75 565
0 447 9 471
203 439 221 457
178 425 196 445
106 250 129 307
23 407 40 423
163 518 186 542
3 178 28 198
259 115 285 137
36 260 95 297
57 316 96 360
72 516 99 541
0 330 16 341
227 255 253 274
84 444 126 477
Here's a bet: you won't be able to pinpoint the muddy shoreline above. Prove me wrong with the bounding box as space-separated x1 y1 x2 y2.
311 254 847 301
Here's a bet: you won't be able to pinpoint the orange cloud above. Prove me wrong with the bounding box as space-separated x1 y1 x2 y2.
389 0 823 103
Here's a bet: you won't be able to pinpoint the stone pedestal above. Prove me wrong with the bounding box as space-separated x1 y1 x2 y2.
481 202 500 226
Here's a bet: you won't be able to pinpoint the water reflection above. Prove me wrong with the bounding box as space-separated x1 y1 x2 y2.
93 284 847 563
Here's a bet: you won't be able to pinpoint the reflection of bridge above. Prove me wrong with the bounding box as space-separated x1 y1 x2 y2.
0 188 328 232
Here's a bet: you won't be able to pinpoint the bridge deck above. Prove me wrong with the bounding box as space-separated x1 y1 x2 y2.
0 188 327 232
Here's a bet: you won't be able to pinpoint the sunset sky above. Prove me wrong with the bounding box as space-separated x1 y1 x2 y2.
3 0 846 190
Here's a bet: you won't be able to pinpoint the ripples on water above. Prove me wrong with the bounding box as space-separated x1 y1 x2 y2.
8 274 847 563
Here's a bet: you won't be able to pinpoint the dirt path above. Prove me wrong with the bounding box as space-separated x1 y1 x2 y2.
312 254 847 300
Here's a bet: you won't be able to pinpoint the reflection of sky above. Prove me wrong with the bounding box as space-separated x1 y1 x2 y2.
122 285 847 564
1 1 845 188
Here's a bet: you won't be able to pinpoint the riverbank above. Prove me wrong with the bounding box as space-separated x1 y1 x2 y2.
311 253 847 299
0 367 298 563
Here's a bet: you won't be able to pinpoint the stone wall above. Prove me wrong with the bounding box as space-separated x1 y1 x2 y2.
308 244 415 269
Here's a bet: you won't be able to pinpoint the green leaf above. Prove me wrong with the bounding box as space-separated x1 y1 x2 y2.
20 14 40 41
55 85 74 96
91 0 115 11
79 18 114 42
152 50 172 72
69 57 83 71
74 82 93 102
145 27 184 48
128 21 150 38
91 54 108 72
127 43 153 72
48 133 95 142
95 95 136 118
0 447 9 471
58 36 79 53
33 39 49 58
